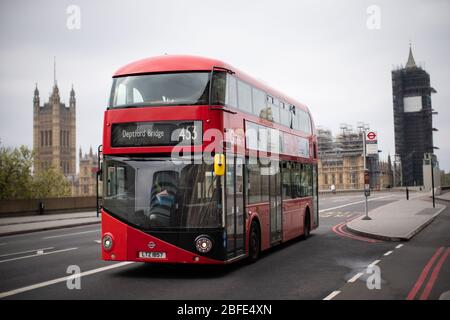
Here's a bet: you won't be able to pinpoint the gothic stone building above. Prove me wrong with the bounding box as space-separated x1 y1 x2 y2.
77 147 98 196
33 83 76 179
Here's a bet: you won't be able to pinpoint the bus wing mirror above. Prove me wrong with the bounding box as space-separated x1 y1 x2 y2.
214 154 225 176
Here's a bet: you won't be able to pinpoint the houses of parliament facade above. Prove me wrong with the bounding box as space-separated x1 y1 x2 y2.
33 80 97 196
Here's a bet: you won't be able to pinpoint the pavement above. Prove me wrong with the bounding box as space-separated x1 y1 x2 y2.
0 211 101 237
435 192 450 202
346 194 447 241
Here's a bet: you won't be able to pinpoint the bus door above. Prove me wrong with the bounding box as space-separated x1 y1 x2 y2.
226 155 245 258
269 161 282 244
312 164 319 228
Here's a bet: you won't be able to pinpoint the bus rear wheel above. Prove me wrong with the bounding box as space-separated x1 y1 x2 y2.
302 211 311 240
248 222 261 263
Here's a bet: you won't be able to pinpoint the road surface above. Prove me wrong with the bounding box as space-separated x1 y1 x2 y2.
0 192 448 300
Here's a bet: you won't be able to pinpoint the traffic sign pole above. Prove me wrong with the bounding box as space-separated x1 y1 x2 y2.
362 131 371 221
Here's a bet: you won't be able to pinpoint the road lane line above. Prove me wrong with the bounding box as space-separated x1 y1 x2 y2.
0 247 54 258
347 272 364 283
0 248 78 264
406 247 444 300
43 229 100 239
396 244 404 249
384 251 393 256
319 195 395 213
368 260 380 268
0 261 134 299
419 247 450 300
323 291 341 300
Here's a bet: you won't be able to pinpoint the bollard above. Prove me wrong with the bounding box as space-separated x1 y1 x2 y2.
39 200 44 215
406 187 409 200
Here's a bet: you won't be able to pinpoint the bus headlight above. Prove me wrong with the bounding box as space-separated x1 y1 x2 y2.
102 234 114 251
195 235 213 253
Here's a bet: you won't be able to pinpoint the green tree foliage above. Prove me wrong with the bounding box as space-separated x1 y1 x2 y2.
0 145 34 199
32 166 71 199
0 144 71 200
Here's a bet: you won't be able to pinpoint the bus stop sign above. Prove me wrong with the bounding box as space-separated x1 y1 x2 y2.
365 131 378 156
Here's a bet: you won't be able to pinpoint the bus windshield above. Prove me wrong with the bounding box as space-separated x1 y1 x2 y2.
109 72 210 108
102 156 222 229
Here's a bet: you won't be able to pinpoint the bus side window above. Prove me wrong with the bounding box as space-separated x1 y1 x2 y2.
237 80 253 114
226 74 238 108
281 161 292 199
300 164 313 197
211 72 226 105
291 163 301 198
291 105 299 130
299 109 312 134
280 102 290 128
271 97 280 124
252 88 266 119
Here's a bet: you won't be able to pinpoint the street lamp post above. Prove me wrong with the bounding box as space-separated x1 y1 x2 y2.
431 156 435 208
431 147 439 209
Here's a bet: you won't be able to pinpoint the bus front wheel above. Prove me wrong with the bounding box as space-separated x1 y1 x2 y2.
248 221 261 263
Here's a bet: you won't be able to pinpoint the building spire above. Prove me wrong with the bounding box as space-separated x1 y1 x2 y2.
406 42 417 69
53 56 57 87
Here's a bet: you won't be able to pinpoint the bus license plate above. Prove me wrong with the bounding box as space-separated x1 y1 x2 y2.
138 251 166 259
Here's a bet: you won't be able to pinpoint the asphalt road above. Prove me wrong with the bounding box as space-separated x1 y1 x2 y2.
0 192 448 300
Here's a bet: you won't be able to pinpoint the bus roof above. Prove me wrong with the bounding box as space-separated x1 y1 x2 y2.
113 55 311 115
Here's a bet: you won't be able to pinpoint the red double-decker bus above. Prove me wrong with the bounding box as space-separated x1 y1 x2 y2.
100 55 318 264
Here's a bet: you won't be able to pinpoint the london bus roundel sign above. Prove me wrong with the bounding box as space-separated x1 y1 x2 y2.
367 131 376 141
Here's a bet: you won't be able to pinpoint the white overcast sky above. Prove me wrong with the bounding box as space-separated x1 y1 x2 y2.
1 0 449 171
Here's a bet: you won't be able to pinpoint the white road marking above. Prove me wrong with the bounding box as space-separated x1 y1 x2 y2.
323 290 341 300
384 251 393 256
319 195 395 213
368 260 380 268
320 211 355 218
0 261 134 299
396 244 404 249
43 229 100 239
0 248 78 264
0 247 54 258
95 240 101 244
347 272 364 283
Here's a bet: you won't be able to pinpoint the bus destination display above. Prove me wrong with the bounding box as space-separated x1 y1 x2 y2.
111 121 202 147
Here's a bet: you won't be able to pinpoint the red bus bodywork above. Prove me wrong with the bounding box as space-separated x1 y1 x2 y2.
101 55 318 264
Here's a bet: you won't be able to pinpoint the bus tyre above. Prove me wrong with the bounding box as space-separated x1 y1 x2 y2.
248 222 261 263
302 213 310 240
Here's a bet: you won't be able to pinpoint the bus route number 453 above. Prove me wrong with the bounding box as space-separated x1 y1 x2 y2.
178 126 198 141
